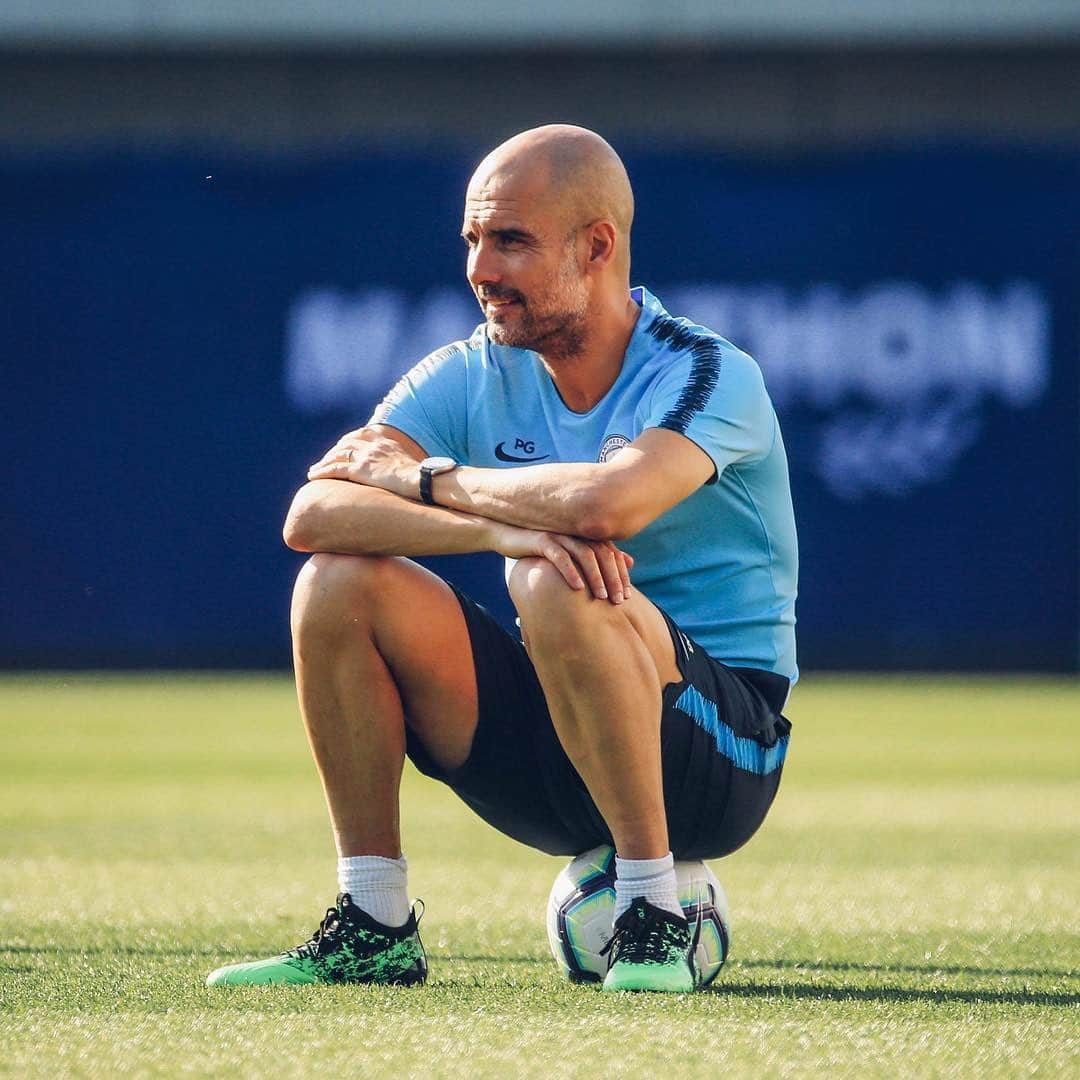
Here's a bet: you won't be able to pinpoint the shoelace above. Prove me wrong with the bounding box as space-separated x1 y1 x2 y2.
599 904 672 966
287 906 343 962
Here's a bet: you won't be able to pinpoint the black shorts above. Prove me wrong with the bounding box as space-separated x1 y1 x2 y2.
405 589 792 860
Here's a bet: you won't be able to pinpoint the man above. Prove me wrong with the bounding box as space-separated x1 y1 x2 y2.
207 124 797 994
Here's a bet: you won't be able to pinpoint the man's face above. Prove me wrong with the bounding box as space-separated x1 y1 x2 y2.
461 167 590 359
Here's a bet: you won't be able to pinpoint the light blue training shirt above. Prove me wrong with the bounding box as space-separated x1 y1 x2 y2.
371 286 798 684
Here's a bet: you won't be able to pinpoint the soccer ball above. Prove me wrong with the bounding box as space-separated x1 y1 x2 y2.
546 845 731 986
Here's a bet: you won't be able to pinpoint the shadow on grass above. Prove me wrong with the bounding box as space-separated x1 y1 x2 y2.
1 945 252 958
440 956 1079 1007
0 946 553 962
5 947 1075 1007
740 957 1076 980
439 954 548 965
716 979 1078 1007
423 956 1080 1007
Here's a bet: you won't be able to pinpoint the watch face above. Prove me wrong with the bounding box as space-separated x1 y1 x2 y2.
423 457 457 473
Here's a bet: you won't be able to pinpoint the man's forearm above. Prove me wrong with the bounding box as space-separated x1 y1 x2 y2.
284 479 499 556
431 462 613 538
303 424 648 541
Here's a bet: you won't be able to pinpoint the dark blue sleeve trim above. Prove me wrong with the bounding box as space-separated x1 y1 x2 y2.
648 314 723 435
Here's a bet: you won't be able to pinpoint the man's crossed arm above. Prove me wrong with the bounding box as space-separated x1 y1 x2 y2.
286 423 713 603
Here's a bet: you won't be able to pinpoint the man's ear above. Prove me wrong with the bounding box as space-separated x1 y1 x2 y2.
586 220 618 268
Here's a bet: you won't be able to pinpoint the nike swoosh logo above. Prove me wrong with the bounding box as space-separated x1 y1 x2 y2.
494 442 550 463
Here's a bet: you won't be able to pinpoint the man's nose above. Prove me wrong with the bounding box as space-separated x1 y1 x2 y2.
467 240 501 289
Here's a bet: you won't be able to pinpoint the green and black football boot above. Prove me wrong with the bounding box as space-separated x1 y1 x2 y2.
206 893 427 987
600 897 697 993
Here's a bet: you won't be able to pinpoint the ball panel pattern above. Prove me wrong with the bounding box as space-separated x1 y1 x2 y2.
547 845 731 987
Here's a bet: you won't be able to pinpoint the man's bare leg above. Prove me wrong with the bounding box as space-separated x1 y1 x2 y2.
206 553 477 987
506 557 681 860
290 552 480 858
507 556 698 992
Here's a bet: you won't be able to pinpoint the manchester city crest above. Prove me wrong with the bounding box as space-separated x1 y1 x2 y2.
598 434 631 462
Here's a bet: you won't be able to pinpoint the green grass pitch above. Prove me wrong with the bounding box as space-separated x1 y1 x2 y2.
1 673 1077 1077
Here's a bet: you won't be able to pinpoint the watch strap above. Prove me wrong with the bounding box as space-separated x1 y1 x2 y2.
419 457 457 505
419 465 436 505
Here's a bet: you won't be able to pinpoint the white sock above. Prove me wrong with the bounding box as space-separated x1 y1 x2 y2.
336 854 410 928
614 852 683 921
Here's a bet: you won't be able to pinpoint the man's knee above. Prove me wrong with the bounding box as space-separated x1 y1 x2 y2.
508 556 606 648
291 553 400 639
508 557 679 684
507 557 574 618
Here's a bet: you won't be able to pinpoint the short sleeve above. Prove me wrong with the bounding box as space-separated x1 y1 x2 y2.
642 341 776 478
368 343 469 462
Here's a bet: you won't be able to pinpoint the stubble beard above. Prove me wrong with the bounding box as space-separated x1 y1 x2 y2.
483 254 590 362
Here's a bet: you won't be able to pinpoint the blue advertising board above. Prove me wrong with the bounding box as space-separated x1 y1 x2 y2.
2 147 1077 669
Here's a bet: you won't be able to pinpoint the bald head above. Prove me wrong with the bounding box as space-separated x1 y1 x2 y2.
462 126 638 361
469 124 634 250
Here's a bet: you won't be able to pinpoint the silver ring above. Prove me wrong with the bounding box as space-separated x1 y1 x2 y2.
346 448 355 463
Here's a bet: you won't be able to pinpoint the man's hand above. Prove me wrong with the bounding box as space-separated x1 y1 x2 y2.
307 428 420 499
488 521 633 604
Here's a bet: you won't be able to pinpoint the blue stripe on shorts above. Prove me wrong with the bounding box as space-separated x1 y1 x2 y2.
673 685 788 776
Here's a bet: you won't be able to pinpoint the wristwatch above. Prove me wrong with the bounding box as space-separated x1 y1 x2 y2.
418 456 458 505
